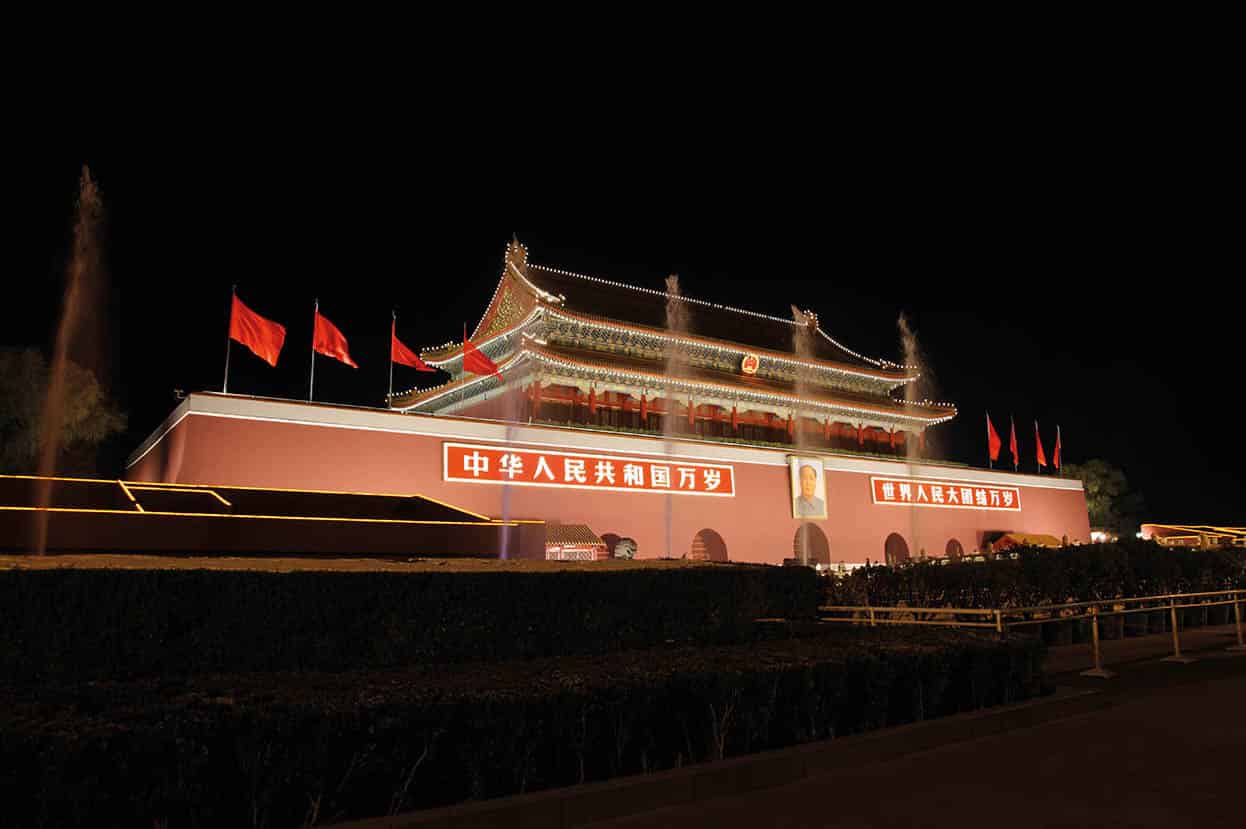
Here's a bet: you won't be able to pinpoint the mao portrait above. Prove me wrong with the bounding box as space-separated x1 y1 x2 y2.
789 457 827 519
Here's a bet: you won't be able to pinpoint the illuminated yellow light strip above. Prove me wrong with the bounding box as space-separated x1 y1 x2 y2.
115 480 145 512
2 474 494 522
0 504 538 526
127 486 232 507
2 473 120 485
1146 524 1246 535
399 492 492 521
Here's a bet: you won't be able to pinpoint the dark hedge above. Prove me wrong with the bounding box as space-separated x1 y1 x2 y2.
826 540 1246 609
0 628 1044 828
0 564 818 681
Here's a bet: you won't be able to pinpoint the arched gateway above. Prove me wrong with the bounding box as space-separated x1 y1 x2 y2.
690 529 728 562
884 533 910 567
793 523 831 565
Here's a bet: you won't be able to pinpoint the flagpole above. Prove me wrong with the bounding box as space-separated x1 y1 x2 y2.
223 285 236 394
986 412 992 469
309 298 318 402
1057 425 1062 477
388 309 396 404
1012 416 1018 473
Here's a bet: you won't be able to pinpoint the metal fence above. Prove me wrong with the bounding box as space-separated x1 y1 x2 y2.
819 588 1246 678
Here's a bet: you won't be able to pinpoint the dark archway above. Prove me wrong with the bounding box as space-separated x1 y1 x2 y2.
690 528 728 562
793 523 831 565
945 538 964 561
600 533 622 556
884 533 910 567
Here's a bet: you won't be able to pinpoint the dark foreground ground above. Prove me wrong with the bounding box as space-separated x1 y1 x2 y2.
591 645 1246 829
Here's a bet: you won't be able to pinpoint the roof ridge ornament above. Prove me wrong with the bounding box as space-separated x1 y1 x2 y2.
507 235 529 270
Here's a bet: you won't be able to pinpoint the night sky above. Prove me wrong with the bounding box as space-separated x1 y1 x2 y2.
7 155 1242 524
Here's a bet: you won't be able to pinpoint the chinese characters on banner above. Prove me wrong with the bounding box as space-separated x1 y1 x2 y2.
871 476 1022 511
444 443 736 497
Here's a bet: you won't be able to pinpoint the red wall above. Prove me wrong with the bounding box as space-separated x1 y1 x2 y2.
129 406 1091 566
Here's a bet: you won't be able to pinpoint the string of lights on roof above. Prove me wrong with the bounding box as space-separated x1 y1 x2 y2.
420 310 540 367
391 352 529 406
818 328 908 371
418 304 913 389
542 308 914 386
389 349 528 402
395 346 955 426
526 348 955 423
528 263 908 370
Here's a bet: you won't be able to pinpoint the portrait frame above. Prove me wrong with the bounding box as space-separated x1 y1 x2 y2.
788 456 828 519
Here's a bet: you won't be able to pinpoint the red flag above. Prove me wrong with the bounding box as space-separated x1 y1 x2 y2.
462 326 502 380
314 309 358 368
230 294 286 367
1035 421 1048 467
1009 417 1019 469
986 414 1002 462
392 319 434 371
1054 425 1062 471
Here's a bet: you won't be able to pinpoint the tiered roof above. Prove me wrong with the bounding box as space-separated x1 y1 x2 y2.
392 238 958 429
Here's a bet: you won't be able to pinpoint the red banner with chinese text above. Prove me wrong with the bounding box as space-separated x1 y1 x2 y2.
445 443 735 496
870 476 1021 511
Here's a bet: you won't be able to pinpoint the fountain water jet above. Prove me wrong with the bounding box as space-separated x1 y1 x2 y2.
790 307 818 564
897 312 937 561
34 166 106 555
662 275 688 558
500 394 519 560
494 354 524 560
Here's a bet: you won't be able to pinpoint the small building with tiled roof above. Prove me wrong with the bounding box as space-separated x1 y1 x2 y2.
544 523 609 561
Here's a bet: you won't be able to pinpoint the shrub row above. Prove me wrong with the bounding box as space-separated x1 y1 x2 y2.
0 563 818 681
0 628 1045 828
826 540 1246 609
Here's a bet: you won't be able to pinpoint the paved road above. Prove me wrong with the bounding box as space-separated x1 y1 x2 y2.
1044 623 1240 674
591 654 1246 828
